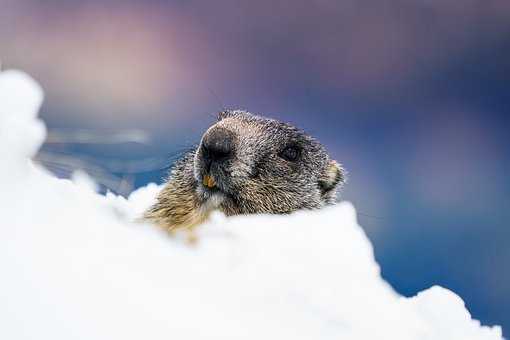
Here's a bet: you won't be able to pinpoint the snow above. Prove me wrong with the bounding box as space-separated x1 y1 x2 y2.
0 69 503 340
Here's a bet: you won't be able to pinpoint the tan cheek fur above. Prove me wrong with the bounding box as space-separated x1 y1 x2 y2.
143 152 210 233
144 185 204 231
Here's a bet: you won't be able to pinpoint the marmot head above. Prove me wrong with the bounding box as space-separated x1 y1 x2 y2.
193 110 345 215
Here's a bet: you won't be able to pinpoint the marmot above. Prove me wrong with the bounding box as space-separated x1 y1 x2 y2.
144 110 345 230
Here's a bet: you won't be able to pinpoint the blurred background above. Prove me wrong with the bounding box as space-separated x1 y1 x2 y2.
1 0 509 333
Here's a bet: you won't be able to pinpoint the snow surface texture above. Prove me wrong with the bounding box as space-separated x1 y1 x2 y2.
0 69 503 340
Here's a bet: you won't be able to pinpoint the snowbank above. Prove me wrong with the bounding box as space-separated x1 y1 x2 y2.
0 70 503 340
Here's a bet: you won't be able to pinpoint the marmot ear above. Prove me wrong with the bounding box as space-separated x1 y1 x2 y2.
318 160 345 194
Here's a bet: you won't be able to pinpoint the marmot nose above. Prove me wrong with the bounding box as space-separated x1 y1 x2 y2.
201 127 234 164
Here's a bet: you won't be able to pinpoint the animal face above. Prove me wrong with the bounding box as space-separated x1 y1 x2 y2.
194 110 345 215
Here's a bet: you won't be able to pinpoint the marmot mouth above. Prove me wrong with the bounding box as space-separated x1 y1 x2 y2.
198 171 232 198
200 174 226 195
202 175 216 189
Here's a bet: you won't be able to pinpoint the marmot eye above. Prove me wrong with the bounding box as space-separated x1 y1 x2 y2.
280 145 300 162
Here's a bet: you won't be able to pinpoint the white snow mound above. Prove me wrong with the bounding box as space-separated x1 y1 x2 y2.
0 70 503 340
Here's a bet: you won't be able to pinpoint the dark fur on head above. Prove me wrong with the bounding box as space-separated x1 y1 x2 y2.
145 110 345 230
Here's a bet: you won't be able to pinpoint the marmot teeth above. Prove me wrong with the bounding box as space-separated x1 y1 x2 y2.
203 175 216 188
